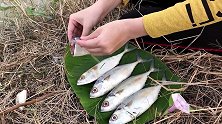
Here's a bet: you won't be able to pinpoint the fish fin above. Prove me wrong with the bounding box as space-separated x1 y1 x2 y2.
145 59 161 79
116 89 124 95
124 43 136 53
149 59 160 72
126 101 133 107
152 68 160 73
108 92 116 97
162 71 167 83
135 53 143 63
104 75 111 81
139 55 156 64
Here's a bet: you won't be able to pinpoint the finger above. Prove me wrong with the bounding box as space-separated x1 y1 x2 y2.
68 19 82 42
68 19 75 42
80 28 101 40
86 48 103 53
77 38 100 49
91 53 106 56
77 30 101 48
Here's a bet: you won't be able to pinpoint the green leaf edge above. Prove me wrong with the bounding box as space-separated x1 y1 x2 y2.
64 44 184 124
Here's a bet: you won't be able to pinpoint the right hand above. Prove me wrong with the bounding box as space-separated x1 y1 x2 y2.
67 5 104 42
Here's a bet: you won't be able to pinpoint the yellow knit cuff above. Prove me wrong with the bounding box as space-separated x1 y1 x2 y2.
142 15 160 38
122 0 129 6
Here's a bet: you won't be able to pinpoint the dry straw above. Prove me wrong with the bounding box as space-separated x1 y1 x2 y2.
0 0 221 123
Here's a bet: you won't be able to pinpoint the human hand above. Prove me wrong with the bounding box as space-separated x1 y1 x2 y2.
67 6 102 42
77 18 147 56
67 0 123 55
68 6 103 55
67 0 122 41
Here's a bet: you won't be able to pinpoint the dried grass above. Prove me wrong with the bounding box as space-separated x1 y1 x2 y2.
0 0 221 124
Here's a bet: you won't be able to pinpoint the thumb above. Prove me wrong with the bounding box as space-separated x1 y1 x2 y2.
77 29 101 48
81 28 101 40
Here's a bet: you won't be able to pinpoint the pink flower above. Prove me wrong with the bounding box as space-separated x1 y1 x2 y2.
168 93 190 114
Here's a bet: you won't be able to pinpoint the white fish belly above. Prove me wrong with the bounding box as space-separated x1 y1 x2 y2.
97 54 123 76
111 75 148 105
100 63 136 94
122 86 161 120
78 53 124 84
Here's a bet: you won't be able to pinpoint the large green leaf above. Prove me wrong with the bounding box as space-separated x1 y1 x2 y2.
64 44 182 124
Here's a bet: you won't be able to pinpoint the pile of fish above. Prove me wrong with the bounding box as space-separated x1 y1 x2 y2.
77 44 167 124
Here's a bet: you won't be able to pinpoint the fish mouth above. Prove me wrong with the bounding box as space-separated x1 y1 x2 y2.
90 94 102 99
100 108 110 113
77 81 88 85
89 95 97 99
100 109 106 113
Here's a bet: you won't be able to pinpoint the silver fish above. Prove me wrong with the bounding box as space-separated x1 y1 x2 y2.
109 74 167 124
109 86 161 124
101 60 159 112
77 44 134 85
90 55 148 98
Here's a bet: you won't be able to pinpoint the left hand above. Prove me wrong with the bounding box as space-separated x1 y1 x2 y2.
77 18 147 56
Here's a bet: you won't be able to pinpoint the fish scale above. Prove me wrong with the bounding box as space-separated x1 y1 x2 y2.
90 56 148 98
109 73 168 124
109 86 161 124
100 60 158 112
77 45 135 85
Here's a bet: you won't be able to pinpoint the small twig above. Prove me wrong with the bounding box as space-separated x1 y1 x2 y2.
0 92 55 115
154 112 180 124
147 76 185 92
213 111 222 124
133 38 141 49
190 105 222 113
154 81 218 86
180 27 205 53
1 115 6 124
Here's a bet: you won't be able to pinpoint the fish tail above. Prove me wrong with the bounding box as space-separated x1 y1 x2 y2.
153 68 160 72
144 59 159 76
139 55 154 64
136 53 144 63
161 71 167 83
124 43 136 53
149 59 160 72
154 70 168 85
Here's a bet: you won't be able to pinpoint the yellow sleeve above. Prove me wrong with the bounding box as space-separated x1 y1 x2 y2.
122 0 129 6
143 0 222 38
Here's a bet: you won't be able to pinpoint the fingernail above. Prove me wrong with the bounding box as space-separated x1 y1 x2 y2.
80 36 86 39
76 40 81 46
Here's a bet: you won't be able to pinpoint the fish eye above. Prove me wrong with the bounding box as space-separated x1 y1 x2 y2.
111 114 118 121
80 75 85 80
102 101 109 107
91 87 98 93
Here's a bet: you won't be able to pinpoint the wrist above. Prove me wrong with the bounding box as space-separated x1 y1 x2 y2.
93 0 122 21
124 18 148 39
